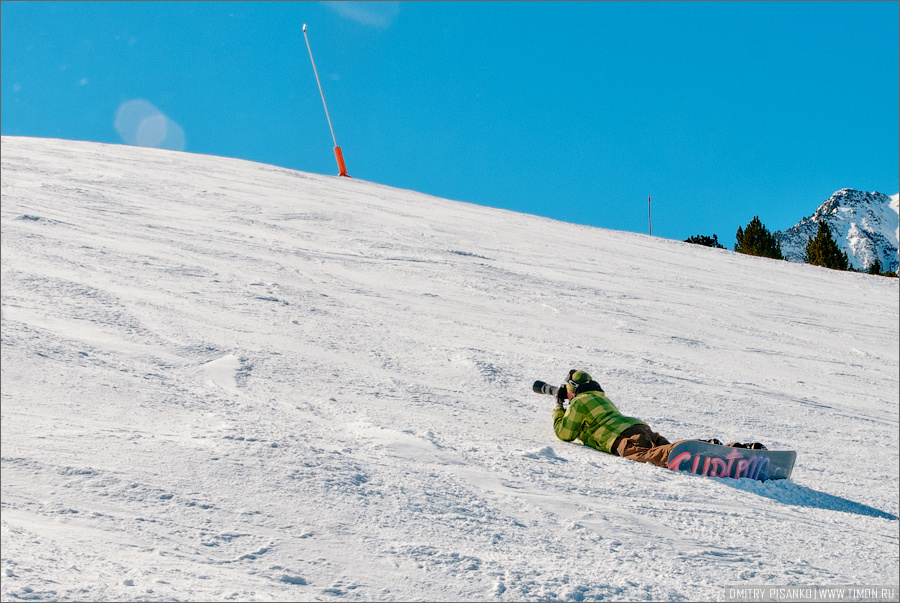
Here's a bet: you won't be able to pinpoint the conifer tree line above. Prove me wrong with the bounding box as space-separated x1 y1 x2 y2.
733 216 783 260
684 217 897 277
803 221 848 271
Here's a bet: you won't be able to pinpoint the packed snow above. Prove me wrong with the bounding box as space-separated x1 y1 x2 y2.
2 137 898 602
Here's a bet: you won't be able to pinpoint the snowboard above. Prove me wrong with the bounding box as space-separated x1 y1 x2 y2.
666 440 796 481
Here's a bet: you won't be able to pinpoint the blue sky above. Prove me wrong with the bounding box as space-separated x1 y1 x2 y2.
2 1 898 248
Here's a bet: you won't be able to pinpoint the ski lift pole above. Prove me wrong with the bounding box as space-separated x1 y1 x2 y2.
302 24 350 177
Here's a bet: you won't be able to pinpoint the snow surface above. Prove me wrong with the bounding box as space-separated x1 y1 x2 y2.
1 136 898 602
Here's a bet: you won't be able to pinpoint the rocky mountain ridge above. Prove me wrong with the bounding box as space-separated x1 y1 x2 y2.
775 188 899 272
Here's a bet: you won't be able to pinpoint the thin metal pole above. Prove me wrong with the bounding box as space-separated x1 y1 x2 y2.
303 24 338 148
648 196 652 236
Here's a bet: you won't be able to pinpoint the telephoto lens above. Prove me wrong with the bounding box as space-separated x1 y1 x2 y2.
532 380 558 396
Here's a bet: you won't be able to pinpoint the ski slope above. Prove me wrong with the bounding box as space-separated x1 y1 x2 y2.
2 136 898 602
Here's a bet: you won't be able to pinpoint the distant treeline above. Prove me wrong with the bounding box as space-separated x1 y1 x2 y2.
685 217 898 277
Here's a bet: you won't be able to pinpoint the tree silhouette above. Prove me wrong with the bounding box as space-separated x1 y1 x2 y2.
804 221 848 271
685 234 725 249
734 216 783 260
868 258 882 275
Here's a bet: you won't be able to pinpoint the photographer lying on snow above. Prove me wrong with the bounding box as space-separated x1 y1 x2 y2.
536 370 765 468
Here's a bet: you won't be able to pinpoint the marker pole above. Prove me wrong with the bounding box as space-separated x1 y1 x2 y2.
302 24 350 177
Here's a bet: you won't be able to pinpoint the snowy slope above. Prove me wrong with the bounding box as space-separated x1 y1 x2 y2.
1 137 898 602
775 189 900 272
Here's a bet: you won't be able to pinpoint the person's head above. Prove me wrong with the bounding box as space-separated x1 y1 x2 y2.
565 369 593 399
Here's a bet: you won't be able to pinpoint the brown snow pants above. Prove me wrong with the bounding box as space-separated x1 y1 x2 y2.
611 424 685 468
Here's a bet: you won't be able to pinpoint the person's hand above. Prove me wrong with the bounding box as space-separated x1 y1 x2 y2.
556 384 567 404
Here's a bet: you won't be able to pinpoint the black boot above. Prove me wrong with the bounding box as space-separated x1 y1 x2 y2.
726 442 767 450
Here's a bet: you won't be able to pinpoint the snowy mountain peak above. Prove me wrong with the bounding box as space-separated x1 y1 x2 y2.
775 188 899 271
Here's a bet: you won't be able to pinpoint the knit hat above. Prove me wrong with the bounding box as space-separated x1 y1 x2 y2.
566 370 592 395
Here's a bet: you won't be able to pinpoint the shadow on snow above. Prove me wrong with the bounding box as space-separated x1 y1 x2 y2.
719 477 898 520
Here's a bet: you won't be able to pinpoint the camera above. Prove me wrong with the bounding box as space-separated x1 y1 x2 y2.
532 380 559 396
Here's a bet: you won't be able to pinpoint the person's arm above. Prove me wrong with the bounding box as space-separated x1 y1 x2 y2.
553 399 584 442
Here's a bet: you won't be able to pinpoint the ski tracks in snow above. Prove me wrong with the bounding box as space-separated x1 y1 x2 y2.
2 137 898 601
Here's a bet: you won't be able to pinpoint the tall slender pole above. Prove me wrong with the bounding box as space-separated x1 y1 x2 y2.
302 24 350 177
648 196 652 236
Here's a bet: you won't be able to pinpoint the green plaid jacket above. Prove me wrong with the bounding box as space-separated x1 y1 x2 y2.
553 390 645 453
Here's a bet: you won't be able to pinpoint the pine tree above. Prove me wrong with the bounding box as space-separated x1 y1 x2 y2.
804 221 848 271
685 234 725 249
734 216 783 260
868 258 882 275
